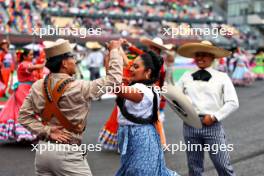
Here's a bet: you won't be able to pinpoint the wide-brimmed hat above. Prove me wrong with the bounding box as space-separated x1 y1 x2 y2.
165 50 175 57
0 39 10 47
140 37 173 51
43 39 76 49
85 41 102 49
44 39 76 59
161 84 202 129
177 40 231 58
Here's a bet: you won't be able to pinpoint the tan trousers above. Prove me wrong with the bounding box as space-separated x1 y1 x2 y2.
35 141 93 176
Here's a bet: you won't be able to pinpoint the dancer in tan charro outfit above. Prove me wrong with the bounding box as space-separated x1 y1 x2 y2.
18 39 123 176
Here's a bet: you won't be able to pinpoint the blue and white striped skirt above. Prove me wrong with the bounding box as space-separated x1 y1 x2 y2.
116 124 179 176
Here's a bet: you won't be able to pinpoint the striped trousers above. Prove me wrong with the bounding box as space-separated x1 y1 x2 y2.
183 122 235 176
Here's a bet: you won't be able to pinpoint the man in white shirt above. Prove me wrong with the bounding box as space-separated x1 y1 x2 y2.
177 41 239 176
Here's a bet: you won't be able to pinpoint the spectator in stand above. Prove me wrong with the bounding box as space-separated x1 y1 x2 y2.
85 42 104 81
0 39 15 97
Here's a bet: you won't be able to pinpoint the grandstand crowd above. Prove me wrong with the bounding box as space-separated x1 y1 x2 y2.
0 0 262 49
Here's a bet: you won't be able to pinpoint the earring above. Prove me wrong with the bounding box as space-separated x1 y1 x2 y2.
145 74 149 79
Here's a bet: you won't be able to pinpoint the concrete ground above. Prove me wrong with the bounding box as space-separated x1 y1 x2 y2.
0 81 264 176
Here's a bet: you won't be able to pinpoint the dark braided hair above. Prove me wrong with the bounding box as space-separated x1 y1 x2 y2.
19 48 31 62
45 52 73 73
138 50 163 123
139 50 164 85
129 50 164 85
116 50 163 124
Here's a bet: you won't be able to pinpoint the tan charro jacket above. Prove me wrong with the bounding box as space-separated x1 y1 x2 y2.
18 48 123 141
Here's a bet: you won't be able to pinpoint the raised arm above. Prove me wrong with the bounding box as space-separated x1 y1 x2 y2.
115 85 143 103
82 40 124 100
26 63 45 72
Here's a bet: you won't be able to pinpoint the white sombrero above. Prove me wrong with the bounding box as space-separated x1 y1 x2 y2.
85 41 102 49
140 37 173 51
161 83 202 129
177 40 231 58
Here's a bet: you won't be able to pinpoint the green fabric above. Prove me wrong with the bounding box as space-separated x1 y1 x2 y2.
0 97 8 102
173 68 194 81
253 54 264 74
12 82 33 91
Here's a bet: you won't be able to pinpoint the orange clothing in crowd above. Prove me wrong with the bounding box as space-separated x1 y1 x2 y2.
0 50 14 97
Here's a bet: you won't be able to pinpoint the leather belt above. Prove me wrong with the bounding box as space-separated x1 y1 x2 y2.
42 138 82 146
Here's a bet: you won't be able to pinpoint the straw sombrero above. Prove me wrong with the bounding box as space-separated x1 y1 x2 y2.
161 83 202 129
177 40 231 58
165 50 175 57
140 37 172 51
85 42 102 49
0 39 10 47
44 39 75 59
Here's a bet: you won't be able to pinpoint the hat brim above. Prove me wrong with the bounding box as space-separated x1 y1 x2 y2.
161 84 202 129
140 38 171 50
44 41 73 59
177 43 231 58
85 42 102 49
70 43 76 49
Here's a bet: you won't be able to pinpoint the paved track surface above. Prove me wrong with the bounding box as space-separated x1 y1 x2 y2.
1 81 264 176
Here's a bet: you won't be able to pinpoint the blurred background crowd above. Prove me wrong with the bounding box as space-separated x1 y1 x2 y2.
0 0 263 46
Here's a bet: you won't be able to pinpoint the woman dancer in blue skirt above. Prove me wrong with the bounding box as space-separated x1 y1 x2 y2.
112 50 179 176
